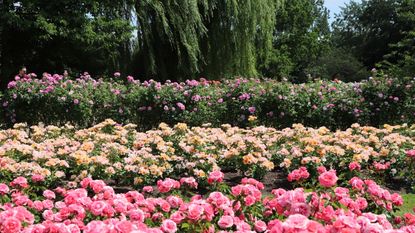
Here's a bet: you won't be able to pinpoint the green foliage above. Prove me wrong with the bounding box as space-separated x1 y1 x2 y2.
3 73 415 130
0 0 134 81
332 0 408 68
304 47 369 81
133 0 283 81
262 0 330 80
133 0 207 80
1 0 413 82
380 0 415 76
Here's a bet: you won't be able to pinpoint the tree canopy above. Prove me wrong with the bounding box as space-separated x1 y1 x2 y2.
133 0 283 81
0 0 134 81
1 0 414 83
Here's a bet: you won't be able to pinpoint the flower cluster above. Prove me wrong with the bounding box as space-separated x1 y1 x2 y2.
0 119 275 187
275 123 415 188
1 120 415 189
0 172 412 233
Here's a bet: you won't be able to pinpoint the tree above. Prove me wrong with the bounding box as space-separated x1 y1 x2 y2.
332 0 405 68
132 0 283 81
261 0 330 80
305 47 369 81
0 0 134 82
380 0 415 76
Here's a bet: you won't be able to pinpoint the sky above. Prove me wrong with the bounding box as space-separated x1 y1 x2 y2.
325 0 361 23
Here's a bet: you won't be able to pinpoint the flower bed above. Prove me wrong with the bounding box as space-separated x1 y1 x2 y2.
1 120 415 191
0 173 414 233
273 123 415 191
2 72 415 129
0 119 276 187
0 121 415 232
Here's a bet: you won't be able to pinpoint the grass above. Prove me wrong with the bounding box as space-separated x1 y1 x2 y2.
395 194 415 216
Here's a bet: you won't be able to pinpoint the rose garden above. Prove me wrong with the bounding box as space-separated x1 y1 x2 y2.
0 73 414 232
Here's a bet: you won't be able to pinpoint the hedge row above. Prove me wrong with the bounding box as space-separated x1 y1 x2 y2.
1 72 415 129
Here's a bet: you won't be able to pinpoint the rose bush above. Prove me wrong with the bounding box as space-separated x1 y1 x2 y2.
273 123 415 190
2 72 415 129
0 172 413 233
1 120 415 190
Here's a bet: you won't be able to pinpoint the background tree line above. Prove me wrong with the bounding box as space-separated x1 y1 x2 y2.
1 0 414 85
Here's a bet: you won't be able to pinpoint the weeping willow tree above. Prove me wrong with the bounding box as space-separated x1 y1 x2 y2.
202 0 283 78
133 0 283 80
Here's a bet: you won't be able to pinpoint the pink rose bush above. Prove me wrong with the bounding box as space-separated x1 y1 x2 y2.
0 173 412 233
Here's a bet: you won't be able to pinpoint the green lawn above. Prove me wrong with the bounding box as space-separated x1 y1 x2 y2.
395 194 415 216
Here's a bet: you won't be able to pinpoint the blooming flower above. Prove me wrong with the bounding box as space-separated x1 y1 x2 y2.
176 102 185 111
318 170 338 188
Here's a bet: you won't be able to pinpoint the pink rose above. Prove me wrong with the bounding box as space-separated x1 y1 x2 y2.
391 193 403 206
83 221 109 233
167 196 183 209
356 197 368 210
207 192 229 207
289 203 311 216
231 185 242 196
10 177 28 188
349 177 364 190
127 76 135 83
349 162 361 171
115 220 134 233
31 174 45 182
283 214 309 231
307 220 325 232
236 221 251 231
269 219 283 232
42 200 54 209
180 177 198 189
157 178 180 193
80 178 92 188
208 170 224 184
218 215 234 229
90 201 106 216
1 217 21 233
160 200 171 212
128 209 145 222
317 166 327 174
170 211 185 224
288 167 310 182
161 219 177 233
176 102 185 111
187 204 204 220
362 223 384 233
32 201 44 211
244 195 256 206
254 220 267 232
90 180 106 193
43 190 56 199
143 186 153 193
318 170 338 188
406 149 415 158
0 183 10 194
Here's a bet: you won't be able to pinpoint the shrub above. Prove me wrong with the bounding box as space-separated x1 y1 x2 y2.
2 72 415 129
